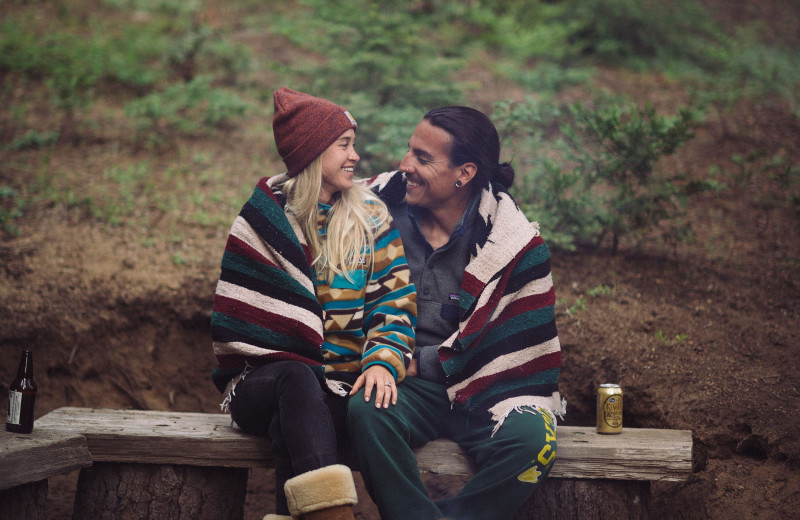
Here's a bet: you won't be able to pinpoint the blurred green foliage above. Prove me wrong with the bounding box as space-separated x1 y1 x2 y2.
125 76 251 146
494 97 716 252
0 186 24 236
0 0 797 248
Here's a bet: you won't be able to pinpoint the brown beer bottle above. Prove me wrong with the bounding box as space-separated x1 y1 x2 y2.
6 349 37 434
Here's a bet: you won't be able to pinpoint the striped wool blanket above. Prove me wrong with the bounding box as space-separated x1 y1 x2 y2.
369 171 564 422
211 176 326 392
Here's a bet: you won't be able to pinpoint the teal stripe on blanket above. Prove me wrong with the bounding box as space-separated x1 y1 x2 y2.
248 186 302 249
443 307 555 374
510 241 550 276
458 289 476 314
456 303 553 349
222 250 316 300
477 306 555 346
212 312 319 353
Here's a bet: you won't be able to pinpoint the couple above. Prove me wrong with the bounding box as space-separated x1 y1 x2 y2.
211 88 563 520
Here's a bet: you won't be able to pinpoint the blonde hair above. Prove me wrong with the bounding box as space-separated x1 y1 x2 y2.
277 157 389 282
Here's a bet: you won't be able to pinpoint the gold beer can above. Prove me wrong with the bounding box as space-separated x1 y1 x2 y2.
596 384 623 434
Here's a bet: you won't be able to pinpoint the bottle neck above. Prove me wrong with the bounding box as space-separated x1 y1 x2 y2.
17 351 33 378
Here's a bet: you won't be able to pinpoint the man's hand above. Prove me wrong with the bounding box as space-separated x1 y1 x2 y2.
350 365 397 408
407 358 418 377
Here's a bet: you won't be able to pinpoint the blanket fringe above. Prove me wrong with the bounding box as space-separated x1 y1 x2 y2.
219 362 254 413
490 398 567 437
491 405 546 437
325 378 351 397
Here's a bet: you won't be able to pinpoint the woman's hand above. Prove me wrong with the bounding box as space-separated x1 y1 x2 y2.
350 365 397 409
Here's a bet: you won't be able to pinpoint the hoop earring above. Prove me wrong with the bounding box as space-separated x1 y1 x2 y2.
455 180 463 188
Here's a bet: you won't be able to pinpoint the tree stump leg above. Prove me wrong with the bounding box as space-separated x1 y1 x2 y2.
515 478 651 520
72 462 248 520
0 480 47 520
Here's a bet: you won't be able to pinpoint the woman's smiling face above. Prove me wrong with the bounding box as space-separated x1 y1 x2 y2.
319 129 359 204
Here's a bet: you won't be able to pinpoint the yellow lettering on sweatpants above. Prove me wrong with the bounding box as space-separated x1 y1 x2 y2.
544 420 556 443
517 465 542 483
537 443 556 466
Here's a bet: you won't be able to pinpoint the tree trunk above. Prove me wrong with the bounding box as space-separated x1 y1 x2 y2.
72 462 248 520
0 480 47 520
514 478 651 520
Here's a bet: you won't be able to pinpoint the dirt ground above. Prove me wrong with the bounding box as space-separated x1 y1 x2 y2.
2 2 800 519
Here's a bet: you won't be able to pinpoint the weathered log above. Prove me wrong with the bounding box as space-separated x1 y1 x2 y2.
0 428 92 520
0 480 47 520
514 478 651 520
37 408 693 480
72 462 248 520
0 429 92 489
35 408 693 520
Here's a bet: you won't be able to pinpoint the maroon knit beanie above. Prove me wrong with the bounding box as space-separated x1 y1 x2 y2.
272 87 358 177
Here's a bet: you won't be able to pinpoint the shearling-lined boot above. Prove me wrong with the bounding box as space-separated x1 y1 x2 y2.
284 464 357 520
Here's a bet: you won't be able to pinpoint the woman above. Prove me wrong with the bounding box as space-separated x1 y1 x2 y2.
349 106 563 520
210 87 416 520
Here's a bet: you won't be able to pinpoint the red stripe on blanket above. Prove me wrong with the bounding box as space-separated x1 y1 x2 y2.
225 234 277 267
214 294 322 344
494 287 556 323
460 255 517 337
454 350 562 401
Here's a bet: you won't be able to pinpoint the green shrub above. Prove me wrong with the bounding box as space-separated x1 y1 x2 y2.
722 152 800 212
434 0 579 62
0 186 25 236
560 0 728 69
200 37 252 86
124 76 250 145
102 26 169 89
498 61 592 95
44 35 104 116
165 22 211 81
705 33 800 109
569 102 698 252
274 0 461 101
0 23 102 127
495 97 703 253
494 97 603 250
10 130 60 151
0 21 46 75
102 0 198 16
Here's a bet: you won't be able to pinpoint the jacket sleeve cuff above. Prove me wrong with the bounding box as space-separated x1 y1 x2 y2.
363 360 399 381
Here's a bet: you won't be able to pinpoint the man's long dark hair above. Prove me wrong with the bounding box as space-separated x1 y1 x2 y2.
424 106 514 191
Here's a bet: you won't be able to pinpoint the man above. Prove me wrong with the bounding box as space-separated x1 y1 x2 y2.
348 106 564 520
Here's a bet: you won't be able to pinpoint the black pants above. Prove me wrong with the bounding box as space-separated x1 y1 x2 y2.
228 361 349 515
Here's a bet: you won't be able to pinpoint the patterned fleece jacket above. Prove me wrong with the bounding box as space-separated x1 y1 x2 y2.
368 171 564 424
211 174 417 394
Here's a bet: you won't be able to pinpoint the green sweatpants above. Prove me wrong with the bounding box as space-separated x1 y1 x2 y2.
347 377 557 520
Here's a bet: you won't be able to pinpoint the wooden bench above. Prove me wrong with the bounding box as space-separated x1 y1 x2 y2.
35 407 693 519
0 429 93 520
